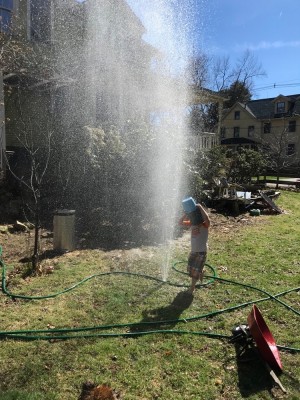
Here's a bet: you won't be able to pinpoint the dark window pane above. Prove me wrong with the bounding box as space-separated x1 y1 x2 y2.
248 125 254 137
276 102 285 113
263 122 271 133
0 9 12 32
30 0 51 42
0 0 13 10
288 120 296 132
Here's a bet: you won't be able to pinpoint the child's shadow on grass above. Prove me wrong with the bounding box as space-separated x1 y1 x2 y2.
130 290 193 332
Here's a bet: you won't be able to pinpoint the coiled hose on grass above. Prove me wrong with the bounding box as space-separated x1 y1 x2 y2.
0 246 299 353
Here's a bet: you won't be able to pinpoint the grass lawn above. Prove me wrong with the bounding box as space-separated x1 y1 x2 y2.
0 190 300 399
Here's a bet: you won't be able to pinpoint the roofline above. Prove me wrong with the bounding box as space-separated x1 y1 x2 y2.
192 86 229 103
246 93 300 104
221 93 300 120
221 102 256 120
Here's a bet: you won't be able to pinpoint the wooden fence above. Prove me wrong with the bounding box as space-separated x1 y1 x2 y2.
254 178 300 188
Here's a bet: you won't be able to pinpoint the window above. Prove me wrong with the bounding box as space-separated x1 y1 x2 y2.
288 120 296 132
221 127 226 138
276 101 285 113
287 143 295 156
0 0 13 33
248 125 255 137
233 127 240 138
234 111 240 120
30 0 51 42
263 122 271 133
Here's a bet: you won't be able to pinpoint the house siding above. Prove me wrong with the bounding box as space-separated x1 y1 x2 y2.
4 0 156 153
5 88 53 148
221 95 300 164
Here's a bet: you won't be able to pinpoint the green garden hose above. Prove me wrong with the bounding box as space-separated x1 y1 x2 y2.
1 262 216 301
0 248 299 353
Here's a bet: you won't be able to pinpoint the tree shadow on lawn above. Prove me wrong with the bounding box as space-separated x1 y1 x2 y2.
130 289 194 332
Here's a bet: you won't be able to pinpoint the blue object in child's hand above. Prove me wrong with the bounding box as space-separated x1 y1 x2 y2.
182 197 197 213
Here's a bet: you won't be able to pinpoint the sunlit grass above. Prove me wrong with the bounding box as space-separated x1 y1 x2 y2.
0 190 300 399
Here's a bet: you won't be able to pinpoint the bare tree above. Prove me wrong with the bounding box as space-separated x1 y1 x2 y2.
5 117 54 270
186 51 211 89
185 52 212 132
231 50 266 93
212 55 232 91
0 28 55 271
0 31 55 81
258 127 298 188
212 50 266 93
186 50 266 132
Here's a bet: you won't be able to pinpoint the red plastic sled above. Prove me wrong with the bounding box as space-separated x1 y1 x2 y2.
247 305 282 372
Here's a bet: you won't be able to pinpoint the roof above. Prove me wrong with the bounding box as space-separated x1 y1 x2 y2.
221 137 258 145
243 94 300 119
192 86 229 104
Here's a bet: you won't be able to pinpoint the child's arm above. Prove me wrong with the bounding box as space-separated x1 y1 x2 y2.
197 204 210 228
179 214 191 227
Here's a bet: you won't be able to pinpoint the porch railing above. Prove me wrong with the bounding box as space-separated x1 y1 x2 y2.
188 132 218 150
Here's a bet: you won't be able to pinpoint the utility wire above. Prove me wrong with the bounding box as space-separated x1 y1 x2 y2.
254 82 300 91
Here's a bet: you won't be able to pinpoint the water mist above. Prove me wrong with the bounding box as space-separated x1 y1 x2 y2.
55 0 195 281
134 1 193 281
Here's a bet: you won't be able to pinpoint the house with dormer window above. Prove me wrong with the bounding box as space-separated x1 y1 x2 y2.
220 94 300 165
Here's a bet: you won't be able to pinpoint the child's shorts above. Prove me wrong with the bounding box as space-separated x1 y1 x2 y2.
187 251 207 280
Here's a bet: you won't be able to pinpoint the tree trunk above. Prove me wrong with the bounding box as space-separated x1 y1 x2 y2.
276 173 280 189
32 199 40 271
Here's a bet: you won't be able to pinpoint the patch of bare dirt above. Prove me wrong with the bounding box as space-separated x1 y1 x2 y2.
0 228 53 266
0 209 264 268
209 210 265 236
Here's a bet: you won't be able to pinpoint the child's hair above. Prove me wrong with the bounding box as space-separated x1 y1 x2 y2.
188 207 204 225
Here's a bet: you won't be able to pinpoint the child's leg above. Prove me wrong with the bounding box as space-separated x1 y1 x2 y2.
199 252 206 283
189 277 197 293
187 253 196 293
199 269 204 283
188 252 206 292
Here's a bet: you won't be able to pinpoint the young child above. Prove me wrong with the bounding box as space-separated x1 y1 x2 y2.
179 197 210 294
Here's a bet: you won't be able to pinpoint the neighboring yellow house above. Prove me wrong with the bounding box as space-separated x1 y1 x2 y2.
221 94 300 164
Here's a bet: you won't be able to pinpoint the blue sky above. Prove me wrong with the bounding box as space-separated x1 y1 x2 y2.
126 0 300 100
